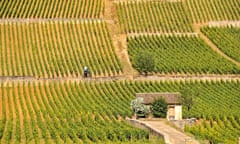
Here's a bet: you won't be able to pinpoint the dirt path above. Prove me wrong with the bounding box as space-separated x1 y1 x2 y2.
144 121 199 144
193 21 240 30
127 32 198 37
207 21 240 27
0 74 240 85
128 119 199 144
0 18 103 23
193 23 240 67
113 0 182 3
104 0 138 77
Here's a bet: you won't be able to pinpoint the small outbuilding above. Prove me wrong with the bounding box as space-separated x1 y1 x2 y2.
136 93 182 121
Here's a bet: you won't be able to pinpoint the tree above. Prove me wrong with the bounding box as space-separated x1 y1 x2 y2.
133 51 156 76
131 97 150 118
151 98 168 118
181 86 199 118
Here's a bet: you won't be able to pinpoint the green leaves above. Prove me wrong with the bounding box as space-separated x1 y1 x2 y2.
185 115 240 143
0 0 104 18
0 21 122 78
201 26 240 63
133 51 156 75
116 1 193 33
128 35 240 74
151 98 168 118
180 86 199 118
186 0 240 23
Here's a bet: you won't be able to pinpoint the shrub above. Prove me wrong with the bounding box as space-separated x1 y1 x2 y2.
151 98 168 118
133 51 156 76
131 97 151 117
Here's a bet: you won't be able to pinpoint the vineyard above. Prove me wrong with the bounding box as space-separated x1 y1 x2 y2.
185 115 240 143
0 80 240 143
0 0 104 18
201 26 240 62
0 21 122 78
0 81 149 143
116 1 193 33
128 35 240 74
186 0 240 23
1 0 240 143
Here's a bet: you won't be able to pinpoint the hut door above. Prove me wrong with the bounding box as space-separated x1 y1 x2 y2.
168 106 175 120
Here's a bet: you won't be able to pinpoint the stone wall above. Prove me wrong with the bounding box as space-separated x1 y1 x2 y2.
126 118 171 144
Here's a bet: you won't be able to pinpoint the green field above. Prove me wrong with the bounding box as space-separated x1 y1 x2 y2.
186 0 240 22
0 21 122 77
116 1 193 33
0 82 149 143
0 80 240 143
1 0 240 143
0 0 104 18
128 35 240 74
186 115 240 143
201 26 240 62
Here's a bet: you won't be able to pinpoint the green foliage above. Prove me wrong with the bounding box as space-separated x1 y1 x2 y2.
0 21 122 77
128 35 240 74
132 51 156 76
116 1 193 33
0 0 104 18
1 80 240 143
181 86 199 118
151 98 168 118
0 119 5 139
185 115 240 143
186 0 240 22
201 26 240 62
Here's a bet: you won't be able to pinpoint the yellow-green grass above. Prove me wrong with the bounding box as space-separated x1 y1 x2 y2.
0 80 240 143
128 35 240 74
201 26 240 62
0 21 122 78
186 0 240 23
0 0 104 18
116 1 193 33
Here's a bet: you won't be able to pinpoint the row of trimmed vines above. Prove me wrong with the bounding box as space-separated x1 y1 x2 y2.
0 0 104 18
0 80 240 143
127 35 240 74
185 115 240 143
201 26 240 62
186 0 240 23
0 21 122 78
0 81 149 143
116 1 193 33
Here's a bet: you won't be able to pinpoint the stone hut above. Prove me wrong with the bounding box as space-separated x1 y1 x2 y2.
136 93 182 121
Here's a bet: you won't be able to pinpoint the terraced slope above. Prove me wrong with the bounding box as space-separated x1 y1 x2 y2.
128 35 240 74
186 0 240 23
0 80 240 143
186 115 240 143
0 82 149 144
0 21 122 78
0 0 240 143
0 0 104 18
201 26 240 62
116 1 193 33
